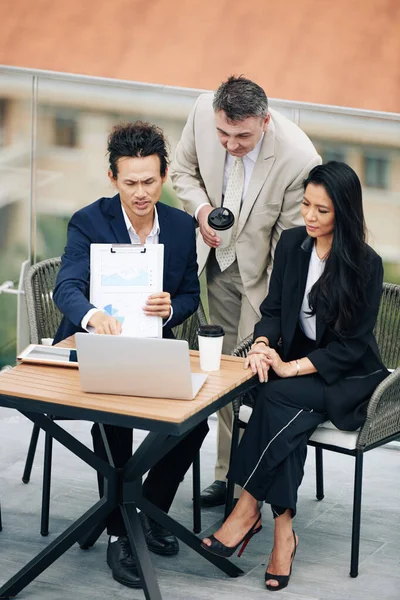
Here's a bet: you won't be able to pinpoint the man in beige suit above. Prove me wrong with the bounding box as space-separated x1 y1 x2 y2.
171 76 321 506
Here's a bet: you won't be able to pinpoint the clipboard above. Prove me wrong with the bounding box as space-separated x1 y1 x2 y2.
90 243 164 338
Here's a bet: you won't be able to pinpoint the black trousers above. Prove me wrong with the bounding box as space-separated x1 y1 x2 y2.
92 421 209 536
228 373 328 518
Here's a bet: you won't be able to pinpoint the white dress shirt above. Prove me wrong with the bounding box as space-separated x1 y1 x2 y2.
82 204 173 330
194 133 264 220
299 244 326 340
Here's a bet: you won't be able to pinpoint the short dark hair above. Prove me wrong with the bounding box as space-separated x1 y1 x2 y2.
107 121 169 178
213 75 268 122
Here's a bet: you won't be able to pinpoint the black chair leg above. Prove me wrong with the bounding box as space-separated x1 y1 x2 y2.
350 449 363 578
22 423 41 483
224 415 241 521
40 428 54 536
315 447 324 500
192 451 201 534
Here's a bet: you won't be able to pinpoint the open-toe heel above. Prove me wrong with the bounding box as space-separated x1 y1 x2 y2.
265 530 297 592
201 513 262 558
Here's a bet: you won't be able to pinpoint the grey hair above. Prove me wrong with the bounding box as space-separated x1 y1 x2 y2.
213 76 268 122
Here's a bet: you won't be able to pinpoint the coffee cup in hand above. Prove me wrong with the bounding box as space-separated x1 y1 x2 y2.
207 207 235 248
197 324 225 371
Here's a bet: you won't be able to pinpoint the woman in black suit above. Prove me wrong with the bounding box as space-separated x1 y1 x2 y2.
201 162 389 591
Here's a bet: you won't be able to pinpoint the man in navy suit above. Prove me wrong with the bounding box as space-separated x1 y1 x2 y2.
53 122 209 589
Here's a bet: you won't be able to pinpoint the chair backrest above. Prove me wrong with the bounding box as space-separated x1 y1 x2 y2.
374 282 400 370
24 258 62 344
172 301 208 350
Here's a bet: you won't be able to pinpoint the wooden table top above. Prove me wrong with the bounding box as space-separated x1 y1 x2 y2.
0 336 254 426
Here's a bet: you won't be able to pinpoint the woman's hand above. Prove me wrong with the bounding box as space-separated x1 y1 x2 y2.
244 343 270 383
263 347 297 378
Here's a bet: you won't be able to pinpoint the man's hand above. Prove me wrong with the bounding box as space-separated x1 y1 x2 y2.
244 342 270 383
88 311 122 335
144 292 172 319
197 205 220 248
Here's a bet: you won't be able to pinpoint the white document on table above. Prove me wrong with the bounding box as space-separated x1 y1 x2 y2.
90 244 164 338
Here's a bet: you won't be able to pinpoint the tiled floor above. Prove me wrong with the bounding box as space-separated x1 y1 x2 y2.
0 407 399 600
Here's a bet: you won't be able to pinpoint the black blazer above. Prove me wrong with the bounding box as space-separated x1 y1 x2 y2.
254 227 388 430
53 196 200 344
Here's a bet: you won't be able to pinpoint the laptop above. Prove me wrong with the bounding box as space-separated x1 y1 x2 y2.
75 333 208 400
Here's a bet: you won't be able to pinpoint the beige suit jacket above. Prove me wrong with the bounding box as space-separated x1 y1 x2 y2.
171 93 321 315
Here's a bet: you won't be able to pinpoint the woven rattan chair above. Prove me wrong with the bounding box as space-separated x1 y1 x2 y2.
23 257 207 536
22 257 63 536
225 282 400 578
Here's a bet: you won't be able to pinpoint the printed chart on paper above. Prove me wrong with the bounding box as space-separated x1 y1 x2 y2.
90 244 164 337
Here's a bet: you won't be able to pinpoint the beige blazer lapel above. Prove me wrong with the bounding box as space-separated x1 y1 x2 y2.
202 131 226 207
236 118 276 237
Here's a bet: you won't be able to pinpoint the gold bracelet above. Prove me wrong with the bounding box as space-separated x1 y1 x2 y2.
295 360 300 376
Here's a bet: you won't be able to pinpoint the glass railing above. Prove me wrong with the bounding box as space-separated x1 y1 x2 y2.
1 65 399 368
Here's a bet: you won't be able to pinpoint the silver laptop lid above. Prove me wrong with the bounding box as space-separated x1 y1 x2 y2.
75 333 205 400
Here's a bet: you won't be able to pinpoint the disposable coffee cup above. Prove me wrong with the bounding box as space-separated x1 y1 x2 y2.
41 338 54 346
197 324 225 371
208 207 235 249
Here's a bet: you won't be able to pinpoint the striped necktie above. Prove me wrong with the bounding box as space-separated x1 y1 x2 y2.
216 157 244 271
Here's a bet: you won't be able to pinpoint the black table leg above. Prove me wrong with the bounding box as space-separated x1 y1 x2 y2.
122 502 162 600
122 431 244 580
0 411 119 598
136 497 243 578
0 498 112 599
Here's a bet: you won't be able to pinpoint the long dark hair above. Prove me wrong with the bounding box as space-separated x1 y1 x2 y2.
304 161 368 335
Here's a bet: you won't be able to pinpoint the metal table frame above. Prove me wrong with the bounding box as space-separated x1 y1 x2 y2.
0 378 255 600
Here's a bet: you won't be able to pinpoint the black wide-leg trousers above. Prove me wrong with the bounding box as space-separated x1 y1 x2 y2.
92 421 209 536
228 374 328 517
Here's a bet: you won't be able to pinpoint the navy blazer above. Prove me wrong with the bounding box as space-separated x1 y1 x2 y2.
53 196 200 344
254 226 389 430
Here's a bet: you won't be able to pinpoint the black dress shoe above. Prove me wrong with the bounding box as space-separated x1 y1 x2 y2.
200 480 227 507
140 512 179 556
107 536 142 588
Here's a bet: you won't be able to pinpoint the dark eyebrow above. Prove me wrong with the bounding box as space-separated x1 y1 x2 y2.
123 177 155 183
216 127 251 136
303 195 330 210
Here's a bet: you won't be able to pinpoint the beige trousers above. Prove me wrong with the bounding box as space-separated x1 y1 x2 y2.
207 252 260 489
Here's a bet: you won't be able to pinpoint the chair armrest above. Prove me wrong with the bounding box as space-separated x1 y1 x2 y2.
196 302 208 327
232 334 254 358
357 366 400 449
231 334 254 416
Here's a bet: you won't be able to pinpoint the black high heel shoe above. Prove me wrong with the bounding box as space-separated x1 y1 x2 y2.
265 530 298 592
201 513 262 558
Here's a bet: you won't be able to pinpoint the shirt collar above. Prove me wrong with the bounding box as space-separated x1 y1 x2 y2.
245 132 264 163
120 204 160 237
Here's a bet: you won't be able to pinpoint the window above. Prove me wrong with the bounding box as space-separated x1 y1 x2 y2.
364 156 389 189
321 148 346 163
54 114 78 148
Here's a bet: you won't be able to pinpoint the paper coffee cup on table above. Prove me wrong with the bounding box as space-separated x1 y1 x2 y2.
208 207 235 248
41 338 54 346
197 325 225 372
